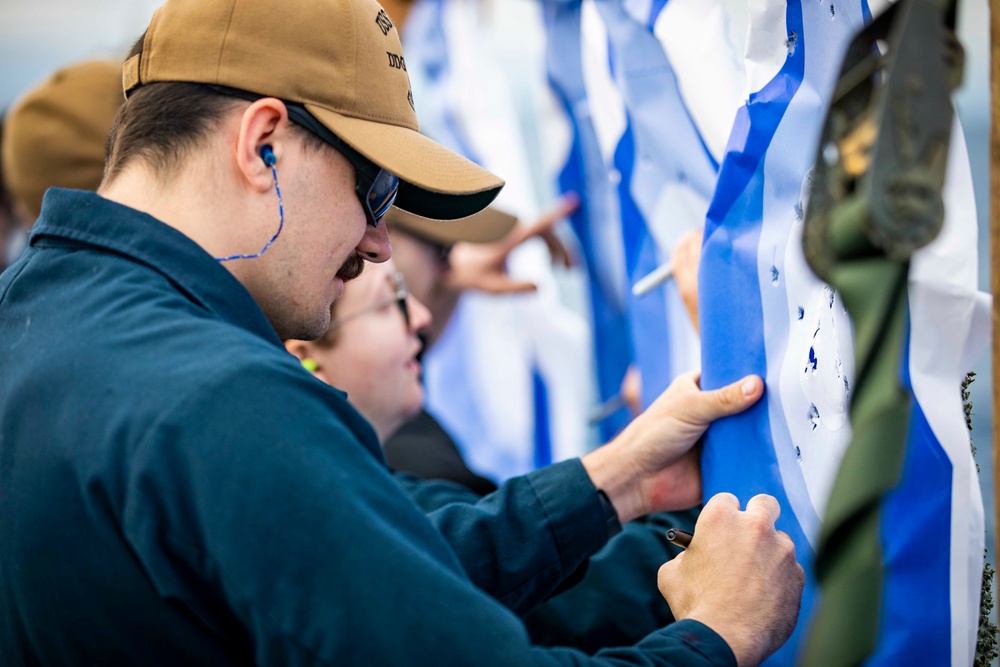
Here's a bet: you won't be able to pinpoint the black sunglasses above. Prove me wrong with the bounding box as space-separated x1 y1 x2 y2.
209 85 399 228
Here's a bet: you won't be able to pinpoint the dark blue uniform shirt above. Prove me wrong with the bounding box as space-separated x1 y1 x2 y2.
0 189 734 666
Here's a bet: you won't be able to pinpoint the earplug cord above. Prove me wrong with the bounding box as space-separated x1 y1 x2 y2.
215 153 284 262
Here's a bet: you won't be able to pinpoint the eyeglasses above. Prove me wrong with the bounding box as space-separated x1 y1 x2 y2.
208 85 399 228
328 271 410 331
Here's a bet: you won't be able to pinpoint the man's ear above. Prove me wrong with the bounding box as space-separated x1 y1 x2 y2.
235 98 291 193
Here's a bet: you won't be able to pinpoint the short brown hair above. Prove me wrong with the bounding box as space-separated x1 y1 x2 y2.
103 34 241 182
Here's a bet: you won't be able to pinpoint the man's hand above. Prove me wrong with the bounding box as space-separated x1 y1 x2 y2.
581 371 764 522
444 194 577 294
658 493 805 667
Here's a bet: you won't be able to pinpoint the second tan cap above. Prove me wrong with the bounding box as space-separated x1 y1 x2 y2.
386 206 517 245
2 60 123 221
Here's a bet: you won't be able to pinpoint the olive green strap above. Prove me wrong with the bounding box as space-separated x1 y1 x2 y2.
799 0 961 660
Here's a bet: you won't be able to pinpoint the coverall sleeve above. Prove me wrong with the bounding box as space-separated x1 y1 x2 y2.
122 362 736 667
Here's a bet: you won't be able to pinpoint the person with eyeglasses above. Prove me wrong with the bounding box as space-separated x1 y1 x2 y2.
376 199 573 494
287 260 431 445
0 0 804 664
284 249 702 654
285 222 712 653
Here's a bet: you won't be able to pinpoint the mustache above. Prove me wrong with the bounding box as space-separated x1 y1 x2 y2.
337 253 366 282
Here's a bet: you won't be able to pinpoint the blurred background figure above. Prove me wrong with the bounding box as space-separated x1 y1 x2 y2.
384 199 576 493
0 116 26 271
290 197 577 494
0 58 122 273
2 59 123 225
390 0 601 482
387 205 521 351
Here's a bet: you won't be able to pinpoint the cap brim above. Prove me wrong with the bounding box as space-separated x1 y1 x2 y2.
386 206 518 244
306 104 504 220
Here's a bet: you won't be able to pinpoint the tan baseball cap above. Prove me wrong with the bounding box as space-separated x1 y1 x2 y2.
387 206 517 244
122 0 504 220
2 59 123 221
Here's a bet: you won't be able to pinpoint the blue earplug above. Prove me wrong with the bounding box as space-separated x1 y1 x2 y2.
259 145 276 167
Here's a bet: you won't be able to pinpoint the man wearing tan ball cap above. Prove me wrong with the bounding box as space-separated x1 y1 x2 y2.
0 0 802 665
1 59 124 224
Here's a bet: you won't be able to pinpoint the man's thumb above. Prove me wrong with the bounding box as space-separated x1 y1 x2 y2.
689 374 763 423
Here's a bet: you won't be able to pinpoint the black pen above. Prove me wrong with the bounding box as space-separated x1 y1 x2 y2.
665 528 693 549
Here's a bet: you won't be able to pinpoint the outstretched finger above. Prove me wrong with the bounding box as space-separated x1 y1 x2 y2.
504 193 580 251
474 275 538 294
525 192 580 235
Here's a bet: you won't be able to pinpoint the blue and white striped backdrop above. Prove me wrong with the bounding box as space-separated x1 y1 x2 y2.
697 0 987 663
544 0 742 427
403 1 987 658
402 0 593 481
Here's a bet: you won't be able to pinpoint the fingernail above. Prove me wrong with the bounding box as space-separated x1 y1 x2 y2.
741 377 758 397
